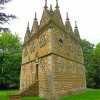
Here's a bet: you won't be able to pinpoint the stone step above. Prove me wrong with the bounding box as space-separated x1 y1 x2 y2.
8 94 21 100
20 81 39 96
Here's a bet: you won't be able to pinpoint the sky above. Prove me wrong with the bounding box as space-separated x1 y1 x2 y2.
3 0 100 44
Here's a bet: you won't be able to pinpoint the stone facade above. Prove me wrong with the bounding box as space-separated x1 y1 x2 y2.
20 0 86 99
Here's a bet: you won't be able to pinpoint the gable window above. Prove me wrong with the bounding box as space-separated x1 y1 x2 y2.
58 35 64 47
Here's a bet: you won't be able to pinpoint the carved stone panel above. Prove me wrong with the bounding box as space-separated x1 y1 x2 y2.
30 42 35 52
30 62 34 73
70 61 76 74
39 35 46 48
59 58 64 72
39 59 45 71
22 65 26 74
78 47 82 56
69 42 74 52
24 47 28 57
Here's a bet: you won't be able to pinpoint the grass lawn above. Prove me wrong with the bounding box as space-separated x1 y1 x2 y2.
0 88 100 100
0 89 19 100
59 89 100 100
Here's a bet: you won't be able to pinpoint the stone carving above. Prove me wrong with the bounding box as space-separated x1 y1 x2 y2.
39 59 45 71
79 66 84 75
39 35 46 47
30 62 34 72
70 62 76 73
61 84 64 93
30 43 35 52
24 47 28 57
78 47 82 56
59 58 64 72
22 66 26 73
69 42 74 52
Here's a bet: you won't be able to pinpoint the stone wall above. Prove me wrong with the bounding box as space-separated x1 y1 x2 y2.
20 26 86 99
51 54 86 99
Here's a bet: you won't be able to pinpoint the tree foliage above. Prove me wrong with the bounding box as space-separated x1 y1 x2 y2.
0 0 16 32
0 31 22 89
81 39 100 88
89 43 100 88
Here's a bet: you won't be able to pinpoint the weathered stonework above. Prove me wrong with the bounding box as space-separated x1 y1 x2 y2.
20 0 86 100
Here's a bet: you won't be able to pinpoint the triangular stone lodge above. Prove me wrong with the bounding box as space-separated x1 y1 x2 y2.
20 0 86 99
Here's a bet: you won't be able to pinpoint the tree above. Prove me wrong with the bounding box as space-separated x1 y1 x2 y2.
0 31 22 89
89 43 100 88
81 39 100 88
81 39 94 65
81 39 95 88
0 0 16 32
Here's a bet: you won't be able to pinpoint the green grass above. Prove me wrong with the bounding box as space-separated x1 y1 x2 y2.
0 89 19 100
59 89 100 100
0 90 45 100
0 89 100 100
22 97 45 100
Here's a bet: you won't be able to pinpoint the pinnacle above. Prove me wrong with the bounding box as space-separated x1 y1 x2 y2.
49 4 53 12
55 0 59 8
75 21 78 28
66 12 69 20
34 12 37 21
27 22 30 30
44 0 48 9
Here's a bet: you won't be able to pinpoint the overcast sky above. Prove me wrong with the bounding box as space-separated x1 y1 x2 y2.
4 0 100 44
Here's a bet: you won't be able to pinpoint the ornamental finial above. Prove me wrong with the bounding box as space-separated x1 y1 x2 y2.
44 0 48 9
66 12 69 20
34 12 37 21
75 21 78 28
55 0 59 8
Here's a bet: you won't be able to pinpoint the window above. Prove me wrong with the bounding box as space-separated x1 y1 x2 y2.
58 38 63 47
58 35 64 47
